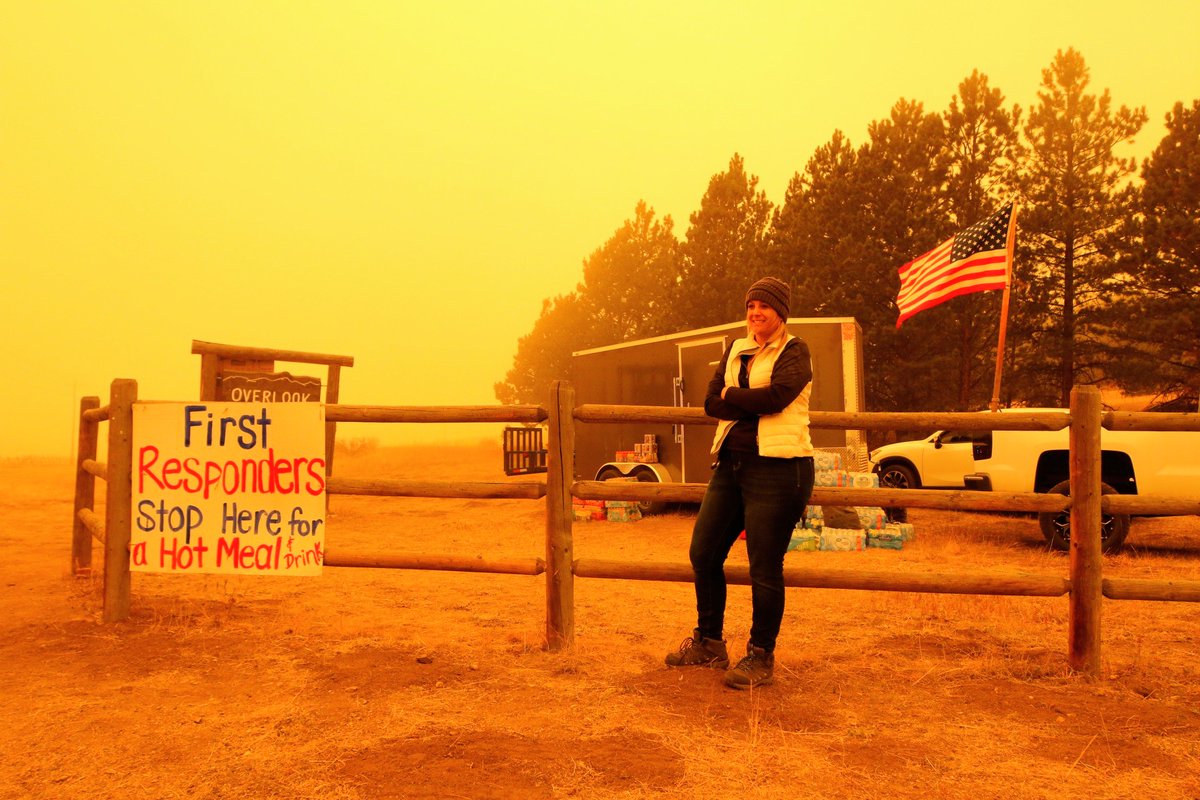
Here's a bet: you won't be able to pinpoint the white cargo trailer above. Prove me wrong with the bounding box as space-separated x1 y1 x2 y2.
499 318 866 513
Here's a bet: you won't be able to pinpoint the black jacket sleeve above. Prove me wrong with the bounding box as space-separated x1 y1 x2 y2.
702 342 746 421
703 338 812 419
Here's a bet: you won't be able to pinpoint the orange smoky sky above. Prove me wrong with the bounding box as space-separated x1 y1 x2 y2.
2 1 1197 456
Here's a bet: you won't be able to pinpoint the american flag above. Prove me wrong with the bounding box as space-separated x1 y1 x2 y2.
895 202 1014 328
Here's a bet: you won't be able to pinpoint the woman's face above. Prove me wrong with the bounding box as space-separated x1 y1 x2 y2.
746 300 782 340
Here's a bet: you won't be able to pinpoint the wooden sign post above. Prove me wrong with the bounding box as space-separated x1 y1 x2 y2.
192 341 354 479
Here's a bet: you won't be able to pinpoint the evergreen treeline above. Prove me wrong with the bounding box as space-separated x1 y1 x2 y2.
495 49 1199 415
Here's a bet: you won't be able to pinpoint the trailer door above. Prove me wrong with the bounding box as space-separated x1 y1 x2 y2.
677 337 726 483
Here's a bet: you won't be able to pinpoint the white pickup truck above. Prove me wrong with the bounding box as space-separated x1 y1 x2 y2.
867 409 1200 552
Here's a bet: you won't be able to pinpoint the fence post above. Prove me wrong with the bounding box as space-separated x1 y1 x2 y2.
198 353 219 401
544 380 575 650
71 396 101 576
1068 384 1102 677
104 379 137 623
324 364 341 480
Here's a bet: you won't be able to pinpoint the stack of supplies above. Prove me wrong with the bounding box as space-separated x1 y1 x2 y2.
813 449 877 489
866 526 904 549
814 469 852 487
571 499 606 522
802 505 824 531
848 471 879 488
883 521 915 542
787 506 916 554
813 450 843 471
788 528 820 552
617 435 660 463
856 506 888 531
604 500 642 523
820 528 866 551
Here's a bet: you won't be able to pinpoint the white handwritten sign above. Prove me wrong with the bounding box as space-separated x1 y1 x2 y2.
130 402 327 575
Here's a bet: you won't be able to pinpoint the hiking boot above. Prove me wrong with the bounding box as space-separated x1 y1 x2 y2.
724 643 774 689
664 629 729 669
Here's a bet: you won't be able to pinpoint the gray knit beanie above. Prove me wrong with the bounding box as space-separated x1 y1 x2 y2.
745 276 790 320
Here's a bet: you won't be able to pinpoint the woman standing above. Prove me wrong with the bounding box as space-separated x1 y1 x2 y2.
665 276 815 689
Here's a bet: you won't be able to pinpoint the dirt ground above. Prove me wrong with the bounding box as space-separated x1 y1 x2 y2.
3 443 1199 800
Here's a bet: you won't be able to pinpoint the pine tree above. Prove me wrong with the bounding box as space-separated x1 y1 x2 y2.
1100 100 1200 410
853 99 950 412
494 292 590 405
669 154 773 330
1015 48 1147 406
770 130 866 317
579 201 680 344
494 202 680 405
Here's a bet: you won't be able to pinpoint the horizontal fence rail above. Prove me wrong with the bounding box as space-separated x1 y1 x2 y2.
807 410 1070 432
324 552 546 575
575 405 1071 432
191 340 355 367
1104 411 1200 433
574 404 1197 518
574 559 1070 597
1102 577 1200 602
328 476 546 500
81 459 107 481
1104 495 1200 516
77 509 104 544
326 404 546 424
573 480 1072 514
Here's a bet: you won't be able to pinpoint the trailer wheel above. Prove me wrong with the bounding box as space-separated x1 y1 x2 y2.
1038 480 1131 553
630 468 670 516
597 466 667 516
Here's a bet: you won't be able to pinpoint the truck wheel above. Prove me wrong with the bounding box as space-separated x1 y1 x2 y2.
1038 480 1131 553
877 463 916 523
596 466 667 516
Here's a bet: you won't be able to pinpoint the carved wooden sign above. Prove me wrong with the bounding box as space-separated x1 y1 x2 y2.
218 371 322 403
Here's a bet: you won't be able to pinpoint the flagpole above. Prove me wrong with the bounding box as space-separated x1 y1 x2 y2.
989 203 1018 412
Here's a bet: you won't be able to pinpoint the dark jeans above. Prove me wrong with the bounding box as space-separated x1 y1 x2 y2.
689 452 814 653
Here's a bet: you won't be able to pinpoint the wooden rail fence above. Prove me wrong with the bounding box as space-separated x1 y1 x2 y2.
72 380 1200 675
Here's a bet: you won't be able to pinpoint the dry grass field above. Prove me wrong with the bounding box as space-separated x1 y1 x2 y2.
3 443 1199 799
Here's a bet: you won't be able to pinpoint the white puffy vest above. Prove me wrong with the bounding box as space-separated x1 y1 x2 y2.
710 332 813 458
